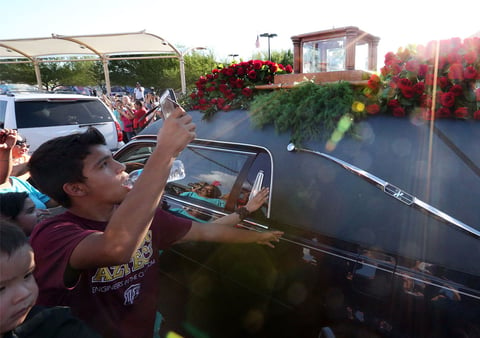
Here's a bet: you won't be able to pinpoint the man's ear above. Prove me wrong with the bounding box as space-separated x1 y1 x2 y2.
63 182 88 197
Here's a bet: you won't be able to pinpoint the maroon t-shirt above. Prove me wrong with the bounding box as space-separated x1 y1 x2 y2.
29 208 192 338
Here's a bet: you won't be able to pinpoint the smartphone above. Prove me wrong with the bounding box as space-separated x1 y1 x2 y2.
159 88 178 120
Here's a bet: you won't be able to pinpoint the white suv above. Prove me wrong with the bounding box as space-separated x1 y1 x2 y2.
0 92 124 152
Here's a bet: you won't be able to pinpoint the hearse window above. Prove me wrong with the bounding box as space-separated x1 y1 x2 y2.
165 144 272 222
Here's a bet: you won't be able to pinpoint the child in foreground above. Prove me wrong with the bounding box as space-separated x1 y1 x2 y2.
0 222 100 337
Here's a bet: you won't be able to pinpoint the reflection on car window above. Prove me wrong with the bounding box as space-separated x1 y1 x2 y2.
115 141 273 222
166 144 272 221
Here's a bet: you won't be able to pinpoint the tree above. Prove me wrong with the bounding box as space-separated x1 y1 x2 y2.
251 49 294 67
0 63 36 84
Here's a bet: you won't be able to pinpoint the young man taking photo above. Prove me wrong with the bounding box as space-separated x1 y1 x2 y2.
28 107 283 338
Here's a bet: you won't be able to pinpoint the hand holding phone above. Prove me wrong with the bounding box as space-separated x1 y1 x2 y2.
159 89 179 120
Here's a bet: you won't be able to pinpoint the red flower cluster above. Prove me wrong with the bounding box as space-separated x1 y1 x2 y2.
364 37 480 120
185 60 293 117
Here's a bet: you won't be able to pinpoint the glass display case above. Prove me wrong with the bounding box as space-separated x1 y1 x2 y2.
291 26 380 74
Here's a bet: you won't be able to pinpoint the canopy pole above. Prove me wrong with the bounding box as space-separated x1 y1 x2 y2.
179 56 186 95
102 56 111 96
33 58 42 90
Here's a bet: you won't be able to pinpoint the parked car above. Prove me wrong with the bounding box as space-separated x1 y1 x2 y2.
52 85 94 96
0 92 124 152
109 86 129 97
0 83 42 95
113 110 480 338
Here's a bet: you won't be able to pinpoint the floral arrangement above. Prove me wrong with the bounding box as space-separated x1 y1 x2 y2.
182 60 293 119
361 37 480 121
181 37 479 145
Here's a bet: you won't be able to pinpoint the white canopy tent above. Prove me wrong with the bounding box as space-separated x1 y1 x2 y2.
0 30 191 94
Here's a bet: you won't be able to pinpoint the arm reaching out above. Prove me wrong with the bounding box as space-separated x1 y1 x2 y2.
180 187 284 248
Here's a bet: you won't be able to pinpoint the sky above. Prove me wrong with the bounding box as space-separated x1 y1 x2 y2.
1 0 479 67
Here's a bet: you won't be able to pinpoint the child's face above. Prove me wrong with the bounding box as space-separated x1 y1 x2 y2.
15 197 38 236
0 245 38 334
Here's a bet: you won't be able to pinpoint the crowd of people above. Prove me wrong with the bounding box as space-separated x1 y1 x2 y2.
100 82 161 143
0 102 283 337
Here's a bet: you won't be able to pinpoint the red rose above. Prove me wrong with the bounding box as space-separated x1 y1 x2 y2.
285 64 293 73
400 86 415 99
384 52 397 65
242 87 253 97
436 107 451 118
392 106 406 117
474 110 480 120
387 99 400 108
438 77 449 89
413 82 425 95
253 60 263 70
464 66 478 80
366 104 380 114
464 50 478 64
219 84 228 93
418 64 428 77
247 70 257 80
398 78 412 89
236 67 245 76
223 105 231 111
449 84 463 97
440 92 455 107
447 51 462 64
405 60 419 73
448 63 464 80
390 63 402 75
454 107 469 118
367 79 380 90
269 64 279 73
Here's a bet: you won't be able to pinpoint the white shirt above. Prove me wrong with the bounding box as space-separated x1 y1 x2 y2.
134 86 145 100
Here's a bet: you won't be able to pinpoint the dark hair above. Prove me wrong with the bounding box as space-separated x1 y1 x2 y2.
0 221 29 257
134 100 143 107
29 127 106 208
0 192 29 219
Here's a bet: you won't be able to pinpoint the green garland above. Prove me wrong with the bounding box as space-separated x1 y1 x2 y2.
249 81 359 145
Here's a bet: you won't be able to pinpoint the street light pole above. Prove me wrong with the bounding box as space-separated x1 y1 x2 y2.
228 53 239 59
180 46 207 94
260 33 277 60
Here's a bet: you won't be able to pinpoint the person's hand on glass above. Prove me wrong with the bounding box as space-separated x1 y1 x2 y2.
244 187 269 213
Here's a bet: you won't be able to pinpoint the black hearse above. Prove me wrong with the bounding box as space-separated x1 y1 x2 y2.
113 110 480 338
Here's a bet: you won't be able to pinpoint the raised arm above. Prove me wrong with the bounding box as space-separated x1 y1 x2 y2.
0 129 17 184
68 108 196 269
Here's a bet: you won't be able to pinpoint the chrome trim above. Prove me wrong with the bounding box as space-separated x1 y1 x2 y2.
164 195 270 229
288 143 480 239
